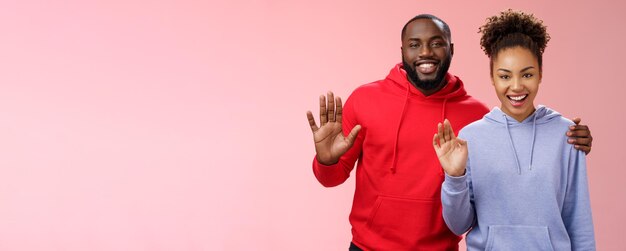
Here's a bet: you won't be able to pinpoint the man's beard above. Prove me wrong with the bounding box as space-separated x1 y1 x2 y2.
403 55 451 91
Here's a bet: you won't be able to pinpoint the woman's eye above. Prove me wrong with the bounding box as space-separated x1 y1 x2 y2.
523 73 533 78
499 75 510 80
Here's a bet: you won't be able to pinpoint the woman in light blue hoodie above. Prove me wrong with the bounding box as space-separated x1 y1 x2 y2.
432 10 595 250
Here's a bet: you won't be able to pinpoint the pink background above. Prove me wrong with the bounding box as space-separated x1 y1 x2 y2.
0 0 623 250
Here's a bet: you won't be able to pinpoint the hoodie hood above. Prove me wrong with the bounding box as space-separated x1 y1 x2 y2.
386 63 469 173
484 105 562 125
484 105 562 174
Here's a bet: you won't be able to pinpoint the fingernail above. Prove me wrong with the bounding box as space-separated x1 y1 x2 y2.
566 132 572 136
568 139 574 143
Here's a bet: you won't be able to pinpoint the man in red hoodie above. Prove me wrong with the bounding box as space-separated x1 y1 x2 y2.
305 14 593 251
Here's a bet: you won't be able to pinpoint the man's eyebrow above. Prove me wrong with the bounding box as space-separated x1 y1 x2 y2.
429 35 445 40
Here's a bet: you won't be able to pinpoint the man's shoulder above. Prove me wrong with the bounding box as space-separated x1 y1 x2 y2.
451 95 490 118
354 79 387 93
347 79 389 100
455 94 488 108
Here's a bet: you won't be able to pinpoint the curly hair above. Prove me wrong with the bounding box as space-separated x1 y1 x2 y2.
479 9 550 71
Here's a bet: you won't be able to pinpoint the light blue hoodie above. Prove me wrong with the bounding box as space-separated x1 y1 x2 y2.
441 106 595 250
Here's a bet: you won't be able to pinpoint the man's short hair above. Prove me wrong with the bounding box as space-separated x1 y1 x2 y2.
401 14 452 42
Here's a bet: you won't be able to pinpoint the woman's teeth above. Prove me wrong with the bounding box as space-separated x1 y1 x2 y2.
508 94 527 101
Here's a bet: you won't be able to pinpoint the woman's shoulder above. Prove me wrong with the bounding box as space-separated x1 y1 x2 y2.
458 118 495 139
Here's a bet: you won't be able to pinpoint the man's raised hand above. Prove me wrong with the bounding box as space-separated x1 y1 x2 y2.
306 91 361 165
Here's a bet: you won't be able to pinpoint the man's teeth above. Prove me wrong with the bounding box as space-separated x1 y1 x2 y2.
419 63 434 69
509 95 527 101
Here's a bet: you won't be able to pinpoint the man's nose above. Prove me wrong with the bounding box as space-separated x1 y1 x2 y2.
419 45 433 57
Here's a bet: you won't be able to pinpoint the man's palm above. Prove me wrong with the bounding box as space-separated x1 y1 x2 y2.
307 92 361 165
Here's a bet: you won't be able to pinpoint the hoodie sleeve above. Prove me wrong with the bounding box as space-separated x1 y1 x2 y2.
312 93 364 187
562 146 596 250
441 154 476 236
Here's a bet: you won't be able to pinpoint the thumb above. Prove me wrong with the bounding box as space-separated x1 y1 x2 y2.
457 139 468 154
572 117 581 125
457 138 467 146
346 125 362 145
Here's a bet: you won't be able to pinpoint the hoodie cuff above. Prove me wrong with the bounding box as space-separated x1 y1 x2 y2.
443 173 468 192
314 155 339 167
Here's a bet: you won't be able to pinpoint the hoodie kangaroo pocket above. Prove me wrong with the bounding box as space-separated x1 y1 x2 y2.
366 196 437 244
485 225 554 251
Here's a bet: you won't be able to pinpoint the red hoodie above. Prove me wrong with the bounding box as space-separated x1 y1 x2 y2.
313 63 489 250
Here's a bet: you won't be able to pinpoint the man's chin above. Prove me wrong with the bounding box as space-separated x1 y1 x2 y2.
416 74 437 82
413 74 445 90
417 82 441 90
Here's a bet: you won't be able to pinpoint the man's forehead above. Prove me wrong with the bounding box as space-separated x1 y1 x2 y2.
408 18 445 32
405 19 447 38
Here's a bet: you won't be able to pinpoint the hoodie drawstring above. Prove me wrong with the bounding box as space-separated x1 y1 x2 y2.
503 115 522 174
441 98 448 121
390 83 411 174
503 114 538 174
529 114 537 170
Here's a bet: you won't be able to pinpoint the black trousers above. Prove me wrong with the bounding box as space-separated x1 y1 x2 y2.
349 242 363 251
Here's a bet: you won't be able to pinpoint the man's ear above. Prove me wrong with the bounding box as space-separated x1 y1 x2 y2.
450 43 454 56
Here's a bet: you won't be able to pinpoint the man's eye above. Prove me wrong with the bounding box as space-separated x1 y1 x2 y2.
410 44 418 48
431 42 443 47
